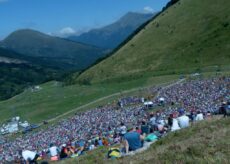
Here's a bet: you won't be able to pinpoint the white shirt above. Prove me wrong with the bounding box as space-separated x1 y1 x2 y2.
89 144 95 150
195 113 204 121
120 126 127 135
150 117 156 125
177 115 190 128
171 118 181 131
22 150 36 161
49 146 59 156
159 119 165 126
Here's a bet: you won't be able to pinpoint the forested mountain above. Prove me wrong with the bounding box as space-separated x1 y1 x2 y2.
0 47 61 100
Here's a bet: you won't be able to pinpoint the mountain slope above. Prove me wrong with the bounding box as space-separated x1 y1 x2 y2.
68 12 154 49
0 47 59 100
76 0 230 84
1 29 106 70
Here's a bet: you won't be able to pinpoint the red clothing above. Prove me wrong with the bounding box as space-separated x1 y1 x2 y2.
136 129 142 134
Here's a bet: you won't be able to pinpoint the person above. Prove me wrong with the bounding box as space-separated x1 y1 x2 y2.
119 122 127 136
21 149 39 164
145 128 158 142
98 138 103 146
189 109 196 122
171 114 180 131
47 143 59 161
177 109 190 128
206 111 212 120
141 120 150 135
136 126 142 134
59 144 68 159
226 102 230 116
102 137 109 146
195 111 204 121
167 114 173 128
123 126 145 153
149 114 156 126
222 102 229 117
219 102 226 116
149 113 157 130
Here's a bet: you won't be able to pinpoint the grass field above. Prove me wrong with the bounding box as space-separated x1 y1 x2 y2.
57 117 230 164
0 74 179 124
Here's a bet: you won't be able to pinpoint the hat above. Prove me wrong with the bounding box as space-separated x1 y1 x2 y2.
127 125 134 132
178 109 185 115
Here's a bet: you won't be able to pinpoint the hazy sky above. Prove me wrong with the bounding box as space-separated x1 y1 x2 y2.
0 0 169 39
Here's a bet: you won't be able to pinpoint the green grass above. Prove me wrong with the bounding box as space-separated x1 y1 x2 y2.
58 117 230 164
76 0 230 84
0 74 178 124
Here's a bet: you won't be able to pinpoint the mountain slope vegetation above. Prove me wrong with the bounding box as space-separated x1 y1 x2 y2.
0 47 60 100
0 29 105 70
76 0 230 84
68 12 154 49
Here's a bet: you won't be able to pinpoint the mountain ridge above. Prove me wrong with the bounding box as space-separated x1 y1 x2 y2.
0 29 106 70
68 12 155 49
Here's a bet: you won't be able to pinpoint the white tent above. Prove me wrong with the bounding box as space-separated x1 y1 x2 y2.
159 97 165 102
144 101 154 108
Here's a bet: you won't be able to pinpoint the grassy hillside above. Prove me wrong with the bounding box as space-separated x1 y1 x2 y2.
76 0 230 84
0 74 178 124
59 117 230 164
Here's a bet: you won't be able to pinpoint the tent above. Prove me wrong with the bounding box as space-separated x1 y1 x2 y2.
144 101 154 108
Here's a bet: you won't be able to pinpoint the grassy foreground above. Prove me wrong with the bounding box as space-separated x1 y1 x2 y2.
58 117 230 164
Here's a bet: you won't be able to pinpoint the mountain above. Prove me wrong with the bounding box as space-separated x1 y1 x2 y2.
68 12 155 49
0 29 106 70
0 47 60 100
75 0 230 84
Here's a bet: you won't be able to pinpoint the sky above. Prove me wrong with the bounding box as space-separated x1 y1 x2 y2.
0 0 169 40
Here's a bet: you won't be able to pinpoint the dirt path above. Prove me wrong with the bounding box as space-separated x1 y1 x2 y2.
47 78 185 123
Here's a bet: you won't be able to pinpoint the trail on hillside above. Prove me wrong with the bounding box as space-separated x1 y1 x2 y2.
47 78 185 124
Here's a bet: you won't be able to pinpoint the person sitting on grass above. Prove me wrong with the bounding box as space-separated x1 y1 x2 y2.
47 143 59 161
141 120 150 135
177 109 190 128
123 125 145 153
171 113 181 131
136 126 142 134
195 111 204 121
145 128 158 142
119 122 127 137
21 149 40 164
206 111 212 120
59 144 68 159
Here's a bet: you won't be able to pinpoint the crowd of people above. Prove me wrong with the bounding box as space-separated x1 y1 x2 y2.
0 76 229 163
